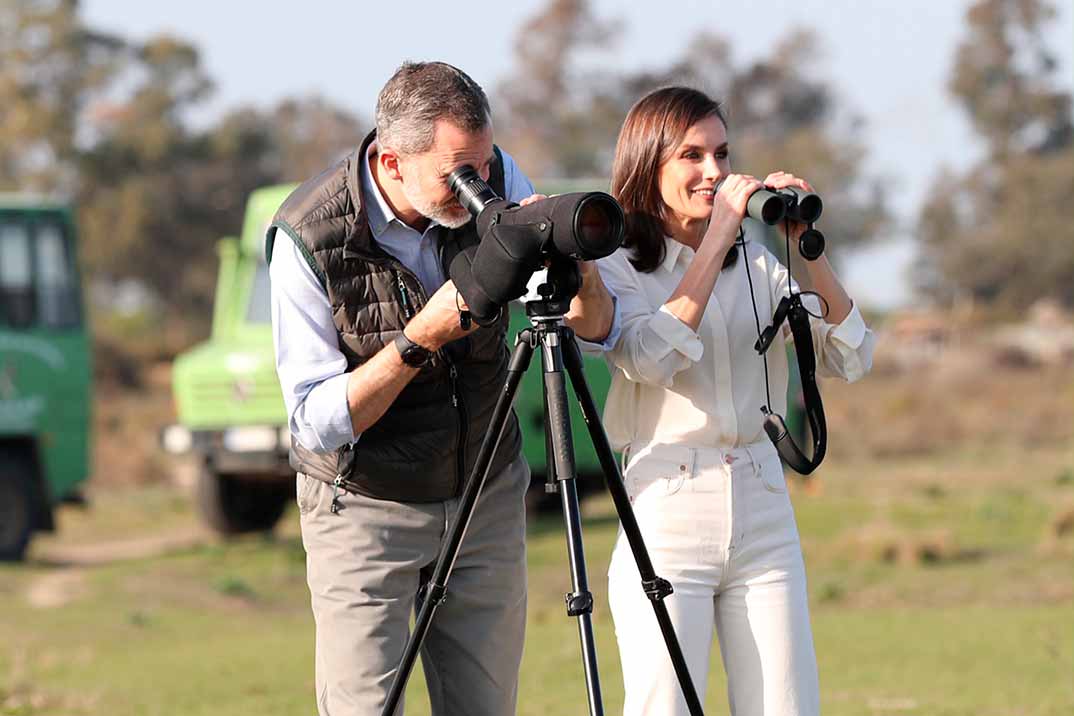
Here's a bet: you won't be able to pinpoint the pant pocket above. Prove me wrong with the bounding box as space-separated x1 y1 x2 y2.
757 454 788 494
626 456 693 500
296 473 321 515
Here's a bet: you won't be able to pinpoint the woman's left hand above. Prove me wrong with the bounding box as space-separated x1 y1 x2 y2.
763 171 815 240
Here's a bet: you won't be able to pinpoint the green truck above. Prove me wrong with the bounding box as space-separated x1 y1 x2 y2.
0 196 92 560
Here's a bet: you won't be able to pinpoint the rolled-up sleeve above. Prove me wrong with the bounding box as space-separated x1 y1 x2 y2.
803 298 875 381
766 247 875 383
597 252 703 387
269 231 359 452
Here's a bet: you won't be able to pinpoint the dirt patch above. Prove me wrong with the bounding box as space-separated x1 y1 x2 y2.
24 528 212 609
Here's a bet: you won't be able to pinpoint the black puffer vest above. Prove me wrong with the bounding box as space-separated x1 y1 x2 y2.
266 131 521 502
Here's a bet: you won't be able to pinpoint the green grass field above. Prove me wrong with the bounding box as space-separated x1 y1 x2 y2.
2 439 1071 715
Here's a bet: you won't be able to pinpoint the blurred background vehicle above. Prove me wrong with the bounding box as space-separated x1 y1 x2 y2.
0 196 92 560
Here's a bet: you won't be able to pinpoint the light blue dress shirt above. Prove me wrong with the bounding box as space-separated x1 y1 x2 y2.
270 143 620 453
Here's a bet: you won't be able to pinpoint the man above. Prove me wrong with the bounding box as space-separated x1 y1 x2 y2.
267 61 617 715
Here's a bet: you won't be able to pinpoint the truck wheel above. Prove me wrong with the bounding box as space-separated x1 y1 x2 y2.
196 466 291 535
0 456 34 561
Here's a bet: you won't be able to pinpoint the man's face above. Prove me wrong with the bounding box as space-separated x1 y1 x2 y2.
397 120 495 229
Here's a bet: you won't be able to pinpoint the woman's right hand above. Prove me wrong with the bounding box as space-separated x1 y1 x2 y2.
704 173 765 251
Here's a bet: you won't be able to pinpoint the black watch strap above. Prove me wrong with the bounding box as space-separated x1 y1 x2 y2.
394 332 433 367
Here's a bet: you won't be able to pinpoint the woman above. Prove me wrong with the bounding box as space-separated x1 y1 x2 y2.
598 87 875 716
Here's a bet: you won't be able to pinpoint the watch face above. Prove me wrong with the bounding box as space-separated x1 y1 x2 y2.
404 345 430 366
396 334 431 367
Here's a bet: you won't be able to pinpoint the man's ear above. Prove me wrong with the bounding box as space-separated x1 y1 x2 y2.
378 147 404 182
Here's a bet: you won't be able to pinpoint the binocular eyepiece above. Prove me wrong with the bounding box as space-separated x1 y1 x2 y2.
716 179 826 261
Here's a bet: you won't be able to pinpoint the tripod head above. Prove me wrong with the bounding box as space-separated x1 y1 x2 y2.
521 258 582 323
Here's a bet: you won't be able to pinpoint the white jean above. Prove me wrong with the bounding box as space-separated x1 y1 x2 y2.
608 441 820 716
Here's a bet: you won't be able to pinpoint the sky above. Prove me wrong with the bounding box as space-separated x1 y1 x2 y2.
81 0 1074 311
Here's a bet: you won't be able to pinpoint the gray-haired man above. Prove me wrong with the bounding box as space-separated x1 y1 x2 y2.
267 62 616 715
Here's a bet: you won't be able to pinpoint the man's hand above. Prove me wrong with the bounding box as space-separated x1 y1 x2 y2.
519 193 548 207
403 280 477 351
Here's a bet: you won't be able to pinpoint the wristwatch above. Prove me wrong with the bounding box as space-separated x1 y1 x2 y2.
394 332 433 368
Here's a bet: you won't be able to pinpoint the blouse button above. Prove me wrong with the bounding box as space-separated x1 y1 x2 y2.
679 464 687 472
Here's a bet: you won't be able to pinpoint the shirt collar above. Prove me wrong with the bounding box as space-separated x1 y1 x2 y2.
661 237 690 273
360 142 413 238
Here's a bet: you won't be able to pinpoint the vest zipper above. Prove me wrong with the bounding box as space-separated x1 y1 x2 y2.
393 265 467 495
436 240 468 494
449 363 467 493
396 272 416 319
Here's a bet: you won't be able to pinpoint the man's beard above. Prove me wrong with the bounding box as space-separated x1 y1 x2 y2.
401 179 471 229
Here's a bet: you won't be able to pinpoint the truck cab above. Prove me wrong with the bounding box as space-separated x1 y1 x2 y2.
0 196 91 560
163 185 297 534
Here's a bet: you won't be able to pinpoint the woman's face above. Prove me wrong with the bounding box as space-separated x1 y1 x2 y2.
657 115 730 232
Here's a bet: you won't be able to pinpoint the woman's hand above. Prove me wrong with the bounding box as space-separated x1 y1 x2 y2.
704 173 765 252
763 171 815 241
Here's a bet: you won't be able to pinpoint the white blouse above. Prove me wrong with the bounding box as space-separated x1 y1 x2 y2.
595 234 875 452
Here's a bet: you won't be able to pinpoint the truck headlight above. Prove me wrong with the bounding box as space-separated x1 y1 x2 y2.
160 425 193 454
222 426 278 453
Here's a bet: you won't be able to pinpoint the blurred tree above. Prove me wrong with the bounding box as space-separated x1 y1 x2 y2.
78 35 365 336
494 2 887 254
917 0 1073 310
0 0 124 192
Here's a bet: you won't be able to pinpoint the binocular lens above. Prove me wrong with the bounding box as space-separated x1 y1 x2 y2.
794 194 823 224
748 189 787 225
573 195 624 259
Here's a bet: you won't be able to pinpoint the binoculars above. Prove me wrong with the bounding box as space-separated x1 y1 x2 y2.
717 180 826 261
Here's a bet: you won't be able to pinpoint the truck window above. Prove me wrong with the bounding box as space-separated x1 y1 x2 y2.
0 217 80 329
245 262 271 324
34 221 80 328
0 222 34 328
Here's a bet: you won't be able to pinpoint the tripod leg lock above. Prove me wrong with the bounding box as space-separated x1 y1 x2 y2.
420 582 449 608
642 577 674 602
564 590 594 617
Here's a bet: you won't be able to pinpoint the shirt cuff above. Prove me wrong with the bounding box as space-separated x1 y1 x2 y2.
575 293 623 352
829 302 868 350
650 305 704 362
291 372 360 453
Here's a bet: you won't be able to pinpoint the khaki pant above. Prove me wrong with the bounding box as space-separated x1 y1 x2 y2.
297 455 529 715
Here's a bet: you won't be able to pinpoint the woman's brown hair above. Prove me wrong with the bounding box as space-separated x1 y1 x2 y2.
610 87 736 273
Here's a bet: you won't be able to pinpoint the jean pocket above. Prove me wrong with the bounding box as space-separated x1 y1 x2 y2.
757 454 788 494
627 457 693 499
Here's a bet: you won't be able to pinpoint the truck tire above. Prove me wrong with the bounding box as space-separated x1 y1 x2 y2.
0 455 34 561
196 465 291 535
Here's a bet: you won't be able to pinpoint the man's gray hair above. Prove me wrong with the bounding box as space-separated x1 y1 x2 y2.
376 61 492 155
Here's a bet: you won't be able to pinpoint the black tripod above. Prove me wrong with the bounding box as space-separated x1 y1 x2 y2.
381 270 705 716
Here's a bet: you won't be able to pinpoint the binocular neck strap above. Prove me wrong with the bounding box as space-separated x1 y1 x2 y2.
739 230 828 475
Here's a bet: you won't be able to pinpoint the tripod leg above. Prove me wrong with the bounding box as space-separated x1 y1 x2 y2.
380 333 535 716
540 327 605 716
561 332 706 716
